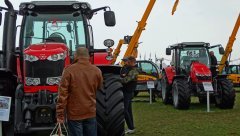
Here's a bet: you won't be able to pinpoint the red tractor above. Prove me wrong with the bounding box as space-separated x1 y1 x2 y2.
161 42 235 109
0 0 124 136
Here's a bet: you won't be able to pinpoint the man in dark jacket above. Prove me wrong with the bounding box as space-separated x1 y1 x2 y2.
210 51 218 77
120 57 130 78
121 56 139 134
56 47 103 136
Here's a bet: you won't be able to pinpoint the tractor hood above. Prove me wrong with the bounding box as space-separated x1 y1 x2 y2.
24 43 68 60
191 61 211 75
190 61 212 82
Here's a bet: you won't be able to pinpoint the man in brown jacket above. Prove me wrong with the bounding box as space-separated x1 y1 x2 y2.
56 47 103 136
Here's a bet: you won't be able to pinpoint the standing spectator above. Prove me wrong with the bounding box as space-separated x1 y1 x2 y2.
121 56 139 134
120 57 130 78
56 47 103 136
210 51 218 77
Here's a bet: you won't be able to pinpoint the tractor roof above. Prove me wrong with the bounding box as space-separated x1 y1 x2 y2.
170 42 210 49
19 1 92 17
20 1 91 7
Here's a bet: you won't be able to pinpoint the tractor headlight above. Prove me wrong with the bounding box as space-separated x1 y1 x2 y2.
81 3 88 9
47 52 66 61
20 4 27 10
196 73 204 77
205 73 211 76
24 54 39 62
47 77 61 85
28 4 35 9
72 4 80 9
25 77 40 86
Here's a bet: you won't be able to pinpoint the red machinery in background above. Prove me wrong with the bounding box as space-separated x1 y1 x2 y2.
161 42 235 109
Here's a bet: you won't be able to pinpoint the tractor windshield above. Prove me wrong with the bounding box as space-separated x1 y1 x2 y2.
180 47 210 69
22 13 86 51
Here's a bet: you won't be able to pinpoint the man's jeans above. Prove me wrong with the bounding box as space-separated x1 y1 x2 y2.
67 117 97 136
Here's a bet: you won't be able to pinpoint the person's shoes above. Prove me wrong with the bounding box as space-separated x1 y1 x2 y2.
125 129 135 134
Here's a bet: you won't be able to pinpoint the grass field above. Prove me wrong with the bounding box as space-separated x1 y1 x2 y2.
130 93 240 136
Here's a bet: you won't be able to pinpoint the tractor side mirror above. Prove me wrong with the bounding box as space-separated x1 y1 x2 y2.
0 12 2 26
219 47 225 55
166 48 171 55
104 11 116 27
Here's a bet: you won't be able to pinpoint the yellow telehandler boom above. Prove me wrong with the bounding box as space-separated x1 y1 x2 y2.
218 13 240 73
111 0 156 65
111 0 179 65
172 0 179 15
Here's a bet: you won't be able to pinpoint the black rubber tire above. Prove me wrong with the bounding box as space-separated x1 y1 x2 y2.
172 79 191 109
97 74 124 136
161 72 172 104
215 79 235 109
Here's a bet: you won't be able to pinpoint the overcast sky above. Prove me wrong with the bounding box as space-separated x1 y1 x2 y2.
0 0 239 63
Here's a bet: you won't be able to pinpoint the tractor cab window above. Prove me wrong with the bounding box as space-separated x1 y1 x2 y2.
179 47 210 73
22 13 86 53
139 62 159 77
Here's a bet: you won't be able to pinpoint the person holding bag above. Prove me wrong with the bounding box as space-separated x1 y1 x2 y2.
56 47 103 136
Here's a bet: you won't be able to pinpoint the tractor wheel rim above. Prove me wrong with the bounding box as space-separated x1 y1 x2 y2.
173 85 178 106
162 78 167 100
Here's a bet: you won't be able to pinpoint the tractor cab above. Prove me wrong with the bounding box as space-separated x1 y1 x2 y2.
166 42 224 77
18 1 116 91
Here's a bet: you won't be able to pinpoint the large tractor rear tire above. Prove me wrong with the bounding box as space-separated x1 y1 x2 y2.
97 74 124 136
161 72 172 104
215 79 235 109
172 79 191 109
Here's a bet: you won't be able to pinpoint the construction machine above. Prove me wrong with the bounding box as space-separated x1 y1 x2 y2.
0 0 125 135
162 42 235 109
135 60 161 98
218 14 240 86
223 64 240 86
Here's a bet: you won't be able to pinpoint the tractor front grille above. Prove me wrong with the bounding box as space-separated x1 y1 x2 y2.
25 60 64 85
197 76 212 81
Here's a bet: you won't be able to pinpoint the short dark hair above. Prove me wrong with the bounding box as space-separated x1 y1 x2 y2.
128 56 136 61
75 47 89 58
121 57 129 62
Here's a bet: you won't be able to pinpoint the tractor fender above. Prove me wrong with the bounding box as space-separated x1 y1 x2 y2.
162 66 175 85
216 74 228 79
97 65 122 75
0 68 17 97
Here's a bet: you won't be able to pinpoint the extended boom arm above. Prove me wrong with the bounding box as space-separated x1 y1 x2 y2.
218 14 240 73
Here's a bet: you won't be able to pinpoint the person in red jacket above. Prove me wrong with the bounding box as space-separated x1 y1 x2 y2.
56 47 103 136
